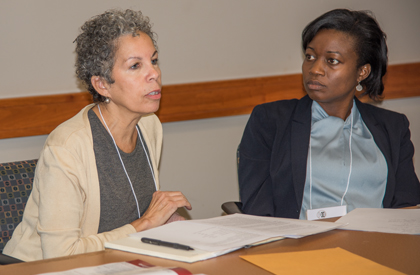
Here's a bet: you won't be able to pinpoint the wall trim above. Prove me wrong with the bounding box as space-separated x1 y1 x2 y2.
0 62 419 139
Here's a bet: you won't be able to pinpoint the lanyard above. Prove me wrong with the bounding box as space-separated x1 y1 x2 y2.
308 108 354 209
98 105 157 218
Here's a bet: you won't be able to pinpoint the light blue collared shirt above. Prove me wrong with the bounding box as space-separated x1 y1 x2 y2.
299 100 388 219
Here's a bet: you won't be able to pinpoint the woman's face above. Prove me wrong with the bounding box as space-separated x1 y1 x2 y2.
105 32 161 117
302 29 364 109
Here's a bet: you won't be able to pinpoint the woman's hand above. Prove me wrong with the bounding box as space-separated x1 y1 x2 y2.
165 212 186 224
130 191 191 232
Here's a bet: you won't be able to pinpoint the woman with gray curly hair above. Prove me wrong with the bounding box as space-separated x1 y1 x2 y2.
4 9 191 262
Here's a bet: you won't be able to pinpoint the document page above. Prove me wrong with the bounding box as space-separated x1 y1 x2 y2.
336 208 420 234
192 214 342 237
131 214 342 252
38 259 193 275
131 220 269 252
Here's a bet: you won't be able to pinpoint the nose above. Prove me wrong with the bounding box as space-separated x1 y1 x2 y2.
309 59 325 76
147 63 160 82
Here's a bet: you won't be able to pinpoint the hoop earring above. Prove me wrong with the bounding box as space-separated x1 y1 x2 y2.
356 82 363 92
104 97 110 103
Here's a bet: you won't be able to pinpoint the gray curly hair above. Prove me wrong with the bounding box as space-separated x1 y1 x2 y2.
74 9 157 102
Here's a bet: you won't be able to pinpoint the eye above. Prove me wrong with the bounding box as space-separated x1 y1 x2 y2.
130 62 140 69
151 58 159 65
305 54 315 61
328 58 340 65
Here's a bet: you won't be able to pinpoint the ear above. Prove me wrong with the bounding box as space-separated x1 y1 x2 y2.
357 64 371 82
91 76 111 98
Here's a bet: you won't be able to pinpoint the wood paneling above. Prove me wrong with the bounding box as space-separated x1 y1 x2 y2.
156 73 305 122
0 93 92 139
381 62 420 99
0 62 419 139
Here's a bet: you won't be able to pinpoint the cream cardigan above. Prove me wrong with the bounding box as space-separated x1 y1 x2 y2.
4 104 162 261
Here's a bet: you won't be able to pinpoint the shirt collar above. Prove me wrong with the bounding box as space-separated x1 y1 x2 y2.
311 99 359 127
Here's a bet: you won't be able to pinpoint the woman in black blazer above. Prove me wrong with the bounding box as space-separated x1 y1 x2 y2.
239 9 420 219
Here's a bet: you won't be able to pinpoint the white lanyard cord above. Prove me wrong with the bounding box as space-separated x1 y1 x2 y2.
97 105 157 218
309 109 353 209
136 126 157 186
309 137 313 209
341 113 353 205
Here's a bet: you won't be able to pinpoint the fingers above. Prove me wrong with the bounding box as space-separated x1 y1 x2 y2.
131 191 191 232
165 212 186 224
158 191 192 210
149 191 191 212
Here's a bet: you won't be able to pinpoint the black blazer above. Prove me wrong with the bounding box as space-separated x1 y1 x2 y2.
239 95 420 218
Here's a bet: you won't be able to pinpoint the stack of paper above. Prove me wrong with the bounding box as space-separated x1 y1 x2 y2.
38 259 193 275
105 214 343 263
336 208 420 234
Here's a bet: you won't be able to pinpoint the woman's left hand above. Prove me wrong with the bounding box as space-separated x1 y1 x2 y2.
165 212 185 224
130 190 191 232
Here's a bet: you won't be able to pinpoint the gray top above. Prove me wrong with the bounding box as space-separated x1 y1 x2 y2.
299 100 388 219
88 109 156 233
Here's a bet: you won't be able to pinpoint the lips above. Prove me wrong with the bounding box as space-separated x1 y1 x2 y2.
146 89 161 99
306 80 326 90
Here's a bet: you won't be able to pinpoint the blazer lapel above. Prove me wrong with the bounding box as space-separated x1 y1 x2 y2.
356 99 391 162
291 96 312 208
356 98 394 206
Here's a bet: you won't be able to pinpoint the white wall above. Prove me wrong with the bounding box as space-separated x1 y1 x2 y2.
1 0 419 219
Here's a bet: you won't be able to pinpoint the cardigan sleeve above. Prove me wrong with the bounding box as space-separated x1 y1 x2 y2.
36 144 136 259
239 104 276 216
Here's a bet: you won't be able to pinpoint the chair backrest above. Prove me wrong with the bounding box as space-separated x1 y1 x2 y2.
0 160 37 253
221 144 243 215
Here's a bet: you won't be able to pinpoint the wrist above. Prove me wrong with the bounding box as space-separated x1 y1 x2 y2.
131 217 152 232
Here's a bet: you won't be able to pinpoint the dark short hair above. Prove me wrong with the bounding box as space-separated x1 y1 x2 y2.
74 9 157 102
302 9 387 100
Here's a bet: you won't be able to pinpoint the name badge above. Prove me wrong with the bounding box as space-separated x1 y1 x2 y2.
306 205 347 220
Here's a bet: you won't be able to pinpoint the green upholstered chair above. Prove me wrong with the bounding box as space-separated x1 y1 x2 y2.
0 159 37 264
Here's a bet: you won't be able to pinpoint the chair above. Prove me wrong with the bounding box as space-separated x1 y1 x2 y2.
221 145 243 214
221 201 243 214
0 159 37 264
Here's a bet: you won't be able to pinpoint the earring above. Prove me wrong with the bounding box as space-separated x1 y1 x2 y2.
104 97 110 103
356 82 363 92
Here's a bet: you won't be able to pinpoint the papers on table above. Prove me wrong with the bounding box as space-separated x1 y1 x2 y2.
106 236 239 263
106 213 343 262
37 259 193 275
336 208 420 235
129 213 343 253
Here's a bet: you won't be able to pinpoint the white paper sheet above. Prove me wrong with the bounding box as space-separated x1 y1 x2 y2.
38 261 187 275
336 208 420 234
130 214 343 252
192 214 341 238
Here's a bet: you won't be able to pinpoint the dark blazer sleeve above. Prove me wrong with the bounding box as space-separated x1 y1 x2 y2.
239 104 276 216
358 100 420 207
239 99 301 217
385 113 420 207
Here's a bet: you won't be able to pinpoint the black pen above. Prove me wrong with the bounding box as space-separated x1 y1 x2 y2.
141 237 194 251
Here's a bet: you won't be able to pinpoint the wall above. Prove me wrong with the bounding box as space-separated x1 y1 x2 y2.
0 0 419 219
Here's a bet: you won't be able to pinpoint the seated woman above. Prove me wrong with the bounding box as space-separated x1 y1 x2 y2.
239 9 420 220
4 9 191 261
